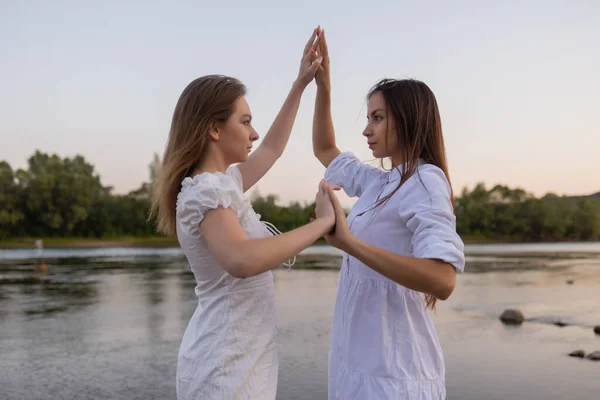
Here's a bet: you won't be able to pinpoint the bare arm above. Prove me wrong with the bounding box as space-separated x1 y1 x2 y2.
343 238 456 300
237 81 305 192
237 28 323 192
312 29 340 167
313 87 340 167
200 180 335 278
325 185 458 301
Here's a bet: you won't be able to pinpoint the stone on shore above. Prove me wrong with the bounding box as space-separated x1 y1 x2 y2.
568 350 585 358
500 309 524 325
586 351 600 361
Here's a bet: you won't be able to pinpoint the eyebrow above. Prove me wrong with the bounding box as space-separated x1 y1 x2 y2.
241 114 252 119
369 108 385 115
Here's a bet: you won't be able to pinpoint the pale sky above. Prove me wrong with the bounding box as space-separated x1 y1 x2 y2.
1 0 598 208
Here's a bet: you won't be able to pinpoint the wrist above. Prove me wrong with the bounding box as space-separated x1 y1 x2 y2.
316 81 331 92
340 235 358 254
314 216 334 234
292 79 307 94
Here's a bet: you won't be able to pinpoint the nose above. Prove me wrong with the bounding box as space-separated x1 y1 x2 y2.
250 129 259 142
362 124 372 138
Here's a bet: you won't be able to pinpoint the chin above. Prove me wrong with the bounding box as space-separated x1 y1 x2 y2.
371 149 384 158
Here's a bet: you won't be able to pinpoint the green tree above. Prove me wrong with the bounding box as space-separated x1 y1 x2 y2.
17 151 104 236
0 161 24 238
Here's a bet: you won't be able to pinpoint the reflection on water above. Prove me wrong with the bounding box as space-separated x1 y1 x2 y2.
1 244 599 400
0 252 197 400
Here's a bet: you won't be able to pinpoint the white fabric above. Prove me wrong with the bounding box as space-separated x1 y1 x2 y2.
175 166 278 400
325 152 465 400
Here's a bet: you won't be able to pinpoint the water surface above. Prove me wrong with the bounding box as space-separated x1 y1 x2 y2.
1 244 599 399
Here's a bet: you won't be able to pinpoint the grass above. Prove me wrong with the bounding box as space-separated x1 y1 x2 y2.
0 236 331 249
1 235 579 250
0 236 180 249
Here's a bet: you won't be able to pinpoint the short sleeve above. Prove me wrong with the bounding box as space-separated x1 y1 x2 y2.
176 171 246 237
324 152 384 198
398 166 465 272
226 165 243 191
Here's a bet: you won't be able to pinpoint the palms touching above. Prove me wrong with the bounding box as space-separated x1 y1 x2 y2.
296 28 324 88
315 28 330 89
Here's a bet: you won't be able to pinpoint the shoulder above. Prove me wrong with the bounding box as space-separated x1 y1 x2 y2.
325 151 385 188
176 170 246 231
395 164 453 212
415 164 451 193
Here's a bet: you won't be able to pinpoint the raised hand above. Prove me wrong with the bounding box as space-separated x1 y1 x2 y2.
296 27 324 89
314 28 330 90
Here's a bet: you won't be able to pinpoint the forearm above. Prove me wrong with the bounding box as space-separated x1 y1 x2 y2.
234 219 332 277
312 86 338 164
345 237 456 300
259 81 305 157
312 86 340 168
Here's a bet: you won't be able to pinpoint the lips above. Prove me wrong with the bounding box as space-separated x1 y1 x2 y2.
368 142 376 149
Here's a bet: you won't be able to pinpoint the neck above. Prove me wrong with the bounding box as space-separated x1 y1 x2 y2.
390 153 405 169
193 147 230 176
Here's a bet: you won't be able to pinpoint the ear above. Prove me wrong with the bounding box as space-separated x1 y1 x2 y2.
208 122 221 141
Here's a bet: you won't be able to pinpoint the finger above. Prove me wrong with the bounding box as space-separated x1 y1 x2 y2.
303 27 318 55
316 182 324 197
328 191 342 211
320 179 329 192
302 51 314 66
327 187 346 216
332 185 342 191
333 201 345 220
308 56 324 75
319 28 329 58
310 34 320 55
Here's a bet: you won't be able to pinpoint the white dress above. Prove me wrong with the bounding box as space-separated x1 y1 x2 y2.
325 152 465 400
175 166 278 400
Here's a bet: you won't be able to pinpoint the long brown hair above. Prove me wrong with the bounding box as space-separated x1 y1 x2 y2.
369 78 454 309
150 75 246 236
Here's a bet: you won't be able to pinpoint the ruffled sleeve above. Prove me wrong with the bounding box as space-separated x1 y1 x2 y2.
324 152 384 198
398 166 465 272
176 170 246 237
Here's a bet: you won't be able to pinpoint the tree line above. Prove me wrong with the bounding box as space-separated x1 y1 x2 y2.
1 151 599 242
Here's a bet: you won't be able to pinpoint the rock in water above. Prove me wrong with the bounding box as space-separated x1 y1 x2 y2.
569 350 585 358
500 309 524 325
586 351 600 361
594 326 600 335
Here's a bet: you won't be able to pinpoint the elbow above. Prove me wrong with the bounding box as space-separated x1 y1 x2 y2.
436 284 454 301
227 265 249 279
312 145 323 159
222 255 253 279
313 147 338 168
434 273 456 301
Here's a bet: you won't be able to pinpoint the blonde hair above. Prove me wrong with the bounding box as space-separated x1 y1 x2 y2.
150 75 246 235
